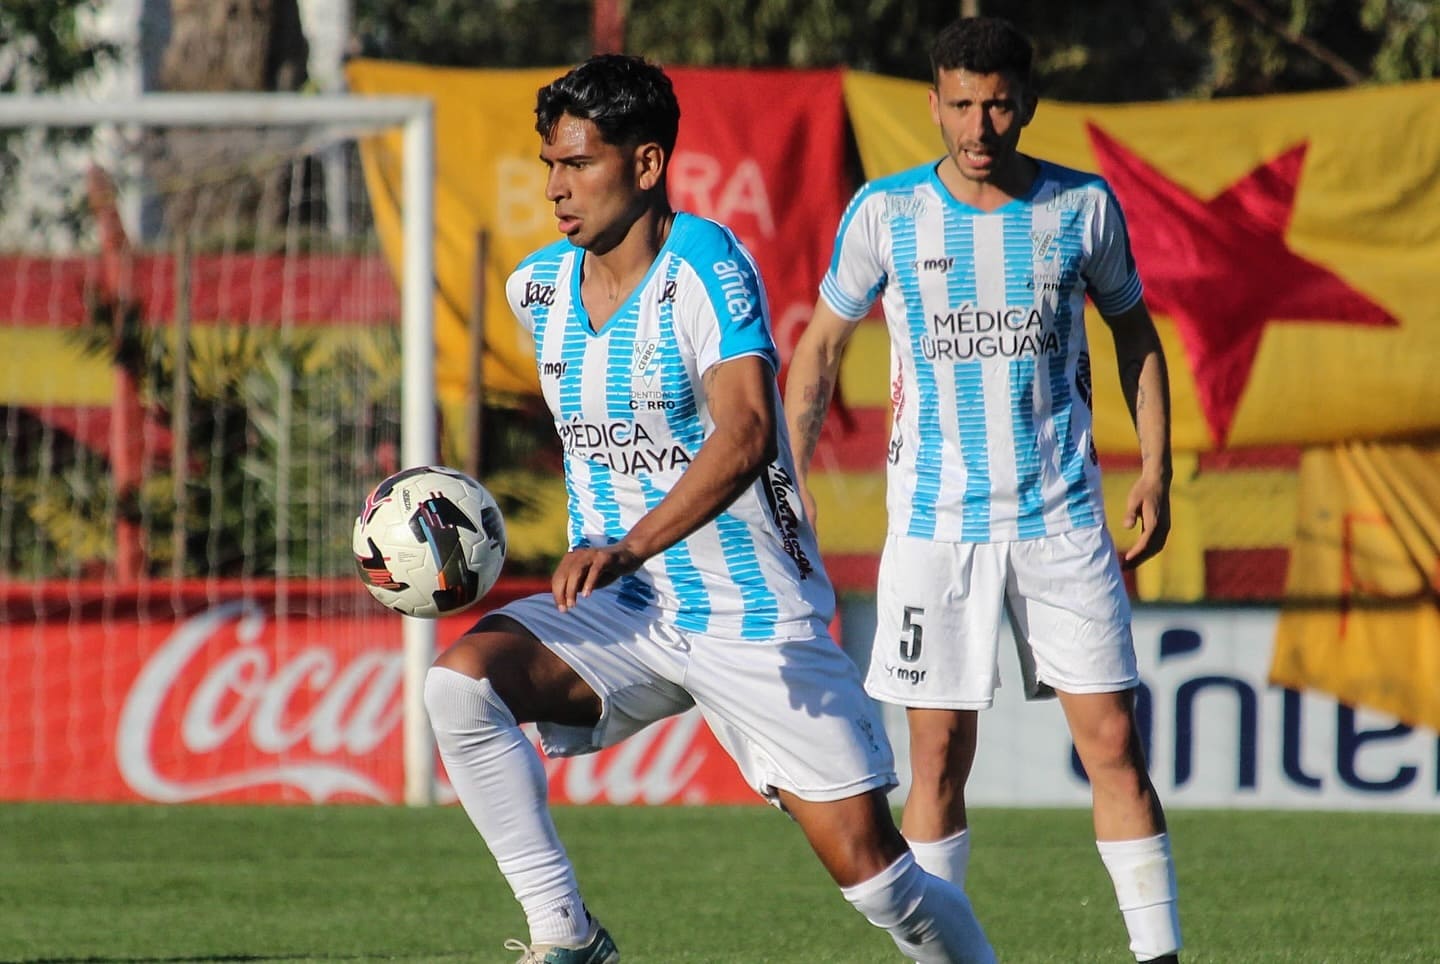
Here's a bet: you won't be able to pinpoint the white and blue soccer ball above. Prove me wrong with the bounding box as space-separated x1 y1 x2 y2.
352 466 507 618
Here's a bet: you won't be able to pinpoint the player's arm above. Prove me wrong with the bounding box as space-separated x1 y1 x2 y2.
782 299 858 525
551 354 777 610
1102 300 1173 569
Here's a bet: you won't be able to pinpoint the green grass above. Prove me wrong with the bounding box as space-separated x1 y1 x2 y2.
0 803 1436 963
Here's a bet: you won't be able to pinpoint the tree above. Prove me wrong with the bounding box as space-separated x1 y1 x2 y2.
151 0 312 244
618 0 1438 99
0 0 116 94
353 0 593 67
0 0 117 234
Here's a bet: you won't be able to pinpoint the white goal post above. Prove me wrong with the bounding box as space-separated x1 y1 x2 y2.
0 93 440 806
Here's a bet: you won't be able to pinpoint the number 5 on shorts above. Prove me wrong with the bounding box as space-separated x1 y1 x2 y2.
900 605 924 662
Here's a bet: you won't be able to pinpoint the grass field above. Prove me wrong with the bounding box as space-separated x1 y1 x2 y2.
1 803 1435 963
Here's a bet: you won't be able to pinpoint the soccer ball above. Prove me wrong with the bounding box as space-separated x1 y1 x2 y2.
352 466 507 618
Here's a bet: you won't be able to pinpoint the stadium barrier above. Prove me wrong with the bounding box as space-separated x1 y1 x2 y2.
4 578 1435 810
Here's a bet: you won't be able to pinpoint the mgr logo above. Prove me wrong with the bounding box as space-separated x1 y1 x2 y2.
914 256 955 273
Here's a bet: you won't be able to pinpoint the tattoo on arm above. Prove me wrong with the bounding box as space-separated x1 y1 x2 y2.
795 376 832 463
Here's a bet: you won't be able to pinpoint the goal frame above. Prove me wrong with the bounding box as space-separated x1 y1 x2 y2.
0 93 440 806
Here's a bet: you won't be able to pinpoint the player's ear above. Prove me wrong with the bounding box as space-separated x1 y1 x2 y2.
1019 86 1039 126
635 141 665 191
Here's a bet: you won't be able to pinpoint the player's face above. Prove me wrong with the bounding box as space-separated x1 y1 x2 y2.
929 67 1035 186
541 113 650 253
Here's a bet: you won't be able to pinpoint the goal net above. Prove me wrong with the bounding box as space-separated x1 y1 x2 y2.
0 94 441 805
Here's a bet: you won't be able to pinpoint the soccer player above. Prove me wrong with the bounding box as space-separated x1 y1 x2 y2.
783 16 1182 964
423 54 996 964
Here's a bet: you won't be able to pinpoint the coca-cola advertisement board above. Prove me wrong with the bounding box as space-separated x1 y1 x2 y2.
0 581 754 805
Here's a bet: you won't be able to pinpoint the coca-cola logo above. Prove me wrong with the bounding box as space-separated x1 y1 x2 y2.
117 602 403 802
115 602 749 805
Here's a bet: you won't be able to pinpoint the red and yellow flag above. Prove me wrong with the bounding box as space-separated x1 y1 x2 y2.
1271 442 1440 730
843 73 1440 454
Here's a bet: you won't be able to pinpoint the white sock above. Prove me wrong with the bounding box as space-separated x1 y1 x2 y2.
906 829 971 891
1097 833 1182 961
840 851 996 964
424 667 589 946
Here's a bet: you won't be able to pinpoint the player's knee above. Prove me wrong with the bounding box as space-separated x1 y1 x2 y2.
423 666 518 750
1073 706 1143 768
908 711 977 769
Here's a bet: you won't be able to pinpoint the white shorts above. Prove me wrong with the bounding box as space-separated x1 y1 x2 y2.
866 525 1137 710
493 588 896 806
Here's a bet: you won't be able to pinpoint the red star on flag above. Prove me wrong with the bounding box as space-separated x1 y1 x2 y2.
1085 125 1397 447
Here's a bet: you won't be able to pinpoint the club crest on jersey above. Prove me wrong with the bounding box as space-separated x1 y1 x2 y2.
1031 230 1057 260
631 339 661 383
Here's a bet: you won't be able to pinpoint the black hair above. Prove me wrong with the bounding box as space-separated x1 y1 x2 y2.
535 54 680 156
930 16 1034 89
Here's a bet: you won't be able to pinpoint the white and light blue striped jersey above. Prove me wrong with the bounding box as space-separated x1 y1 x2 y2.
507 212 834 639
820 159 1143 544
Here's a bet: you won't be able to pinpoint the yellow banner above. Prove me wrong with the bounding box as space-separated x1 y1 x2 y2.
347 60 565 413
1270 441 1440 730
843 73 1440 454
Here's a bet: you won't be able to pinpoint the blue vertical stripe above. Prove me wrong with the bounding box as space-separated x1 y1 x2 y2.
945 202 991 541
715 512 778 639
953 362 990 540
1005 207 1046 538
538 256 591 552
655 257 713 626
899 208 941 539
1009 358 1045 537
658 260 703 451
600 299 654 609
1049 205 1098 528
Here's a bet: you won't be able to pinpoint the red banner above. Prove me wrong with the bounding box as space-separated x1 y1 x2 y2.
667 68 850 369
0 582 754 805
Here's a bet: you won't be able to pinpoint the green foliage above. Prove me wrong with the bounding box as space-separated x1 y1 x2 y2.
0 432 113 578
353 0 593 66
0 1 117 227
1 292 405 579
0 0 116 93
1363 0 1440 82
626 0 1437 98
4 287 566 581
344 0 1438 103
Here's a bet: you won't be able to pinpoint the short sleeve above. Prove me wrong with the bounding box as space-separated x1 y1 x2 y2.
1083 183 1144 317
669 217 778 377
819 184 889 322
